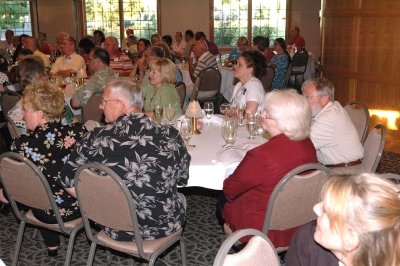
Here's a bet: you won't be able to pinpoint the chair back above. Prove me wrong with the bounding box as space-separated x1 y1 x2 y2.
81 95 104 123
191 67 222 101
291 49 309 70
262 163 331 249
284 62 293 87
362 124 386 173
213 229 280 266
175 81 186 108
75 163 145 256
0 152 66 227
261 66 275 92
1 91 21 120
7 118 21 140
344 100 370 143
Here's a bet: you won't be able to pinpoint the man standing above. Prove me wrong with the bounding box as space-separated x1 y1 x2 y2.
70 48 117 108
23 36 50 68
104 36 133 76
50 37 86 78
288 26 305 50
302 78 364 174
58 79 190 242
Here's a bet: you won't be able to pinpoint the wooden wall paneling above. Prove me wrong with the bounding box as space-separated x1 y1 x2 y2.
361 0 400 10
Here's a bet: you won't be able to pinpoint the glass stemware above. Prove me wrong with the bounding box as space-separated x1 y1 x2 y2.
154 104 163 124
204 102 214 125
220 103 230 116
236 105 246 126
180 118 192 147
165 104 175 125
221 118 238 146
246 114 257 140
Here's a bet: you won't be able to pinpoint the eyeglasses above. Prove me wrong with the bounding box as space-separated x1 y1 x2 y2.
100 98 120 105
87 56 97 62
303 93 320 100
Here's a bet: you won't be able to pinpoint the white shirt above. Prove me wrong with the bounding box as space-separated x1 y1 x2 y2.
50 52 86 75
230 77 265 113
172 40 186 55
311 101 364 165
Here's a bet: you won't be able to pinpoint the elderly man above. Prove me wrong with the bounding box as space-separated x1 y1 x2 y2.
195 31 219 56
70 48 116 108
302 78 364 174
50 37 86 78
23 36 50 68
58 79 190 242
189 40 218 83
0 29 14 50
288 26 305 50
52 31 69 58
104 36 133 76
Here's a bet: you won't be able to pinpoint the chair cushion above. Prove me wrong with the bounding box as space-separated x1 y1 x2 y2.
95 228 183 256
25 210 83 233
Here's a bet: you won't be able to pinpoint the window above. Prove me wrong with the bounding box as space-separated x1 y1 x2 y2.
0 1 32 40
85 0 158 43
213 0 286 46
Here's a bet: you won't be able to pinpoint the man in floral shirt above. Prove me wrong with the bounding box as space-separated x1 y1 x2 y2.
58 79 191 241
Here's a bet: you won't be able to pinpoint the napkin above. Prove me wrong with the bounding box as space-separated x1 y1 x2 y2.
217 142 259 165
203 115 223 125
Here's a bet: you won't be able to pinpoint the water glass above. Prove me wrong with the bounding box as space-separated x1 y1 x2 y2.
165 104 175 125
154 104 163 124
236 105 246 126
204 102 214 125
246 114 257 140
220 103 230 116
221 118 238 146
180 118 192 147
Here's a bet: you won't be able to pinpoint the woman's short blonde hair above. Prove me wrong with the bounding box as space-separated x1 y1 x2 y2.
264 89 311 141
322 174 400 266
148 58 176 85
23 80 65 121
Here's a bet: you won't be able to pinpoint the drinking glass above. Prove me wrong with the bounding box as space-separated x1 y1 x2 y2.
165 104 175 125
220 103 230 116
221 118 238 146
236 105 246 126
154 104 163 124
180 118 192 147
246 114 257 140
204 102 214 125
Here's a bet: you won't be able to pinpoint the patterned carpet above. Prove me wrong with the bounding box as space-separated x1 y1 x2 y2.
0 152 399 266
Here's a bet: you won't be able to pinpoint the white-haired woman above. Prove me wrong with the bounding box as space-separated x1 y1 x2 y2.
286 173 400 266
216 89 317 245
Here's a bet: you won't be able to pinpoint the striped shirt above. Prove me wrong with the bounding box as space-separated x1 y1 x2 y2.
194 51 218 78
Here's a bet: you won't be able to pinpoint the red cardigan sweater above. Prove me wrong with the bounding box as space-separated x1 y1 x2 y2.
222 133 317 246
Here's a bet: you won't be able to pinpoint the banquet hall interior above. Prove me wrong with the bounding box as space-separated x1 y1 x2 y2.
0 0 399 265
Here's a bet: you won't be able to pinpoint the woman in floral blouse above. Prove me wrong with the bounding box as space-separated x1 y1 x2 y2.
9 81 86 256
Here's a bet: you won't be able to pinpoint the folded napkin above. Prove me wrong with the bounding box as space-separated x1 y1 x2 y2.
202 115 223 125
217 142 259 165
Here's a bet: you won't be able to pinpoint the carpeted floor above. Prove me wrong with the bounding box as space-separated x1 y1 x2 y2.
0 151 399 265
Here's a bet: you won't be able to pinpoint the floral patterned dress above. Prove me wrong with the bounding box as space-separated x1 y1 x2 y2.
11 121 86 220
58 112 191 241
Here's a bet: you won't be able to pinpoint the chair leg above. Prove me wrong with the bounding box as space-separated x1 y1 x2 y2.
180 239 187 266
64 227 81 266
86 242 97 266
12 220 26 266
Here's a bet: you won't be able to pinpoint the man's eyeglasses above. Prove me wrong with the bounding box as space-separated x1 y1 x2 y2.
100 98 120 105
87 56 98 62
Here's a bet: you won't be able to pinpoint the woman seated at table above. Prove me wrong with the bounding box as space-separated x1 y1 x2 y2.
228 36 249 60
216 89 317 246
142 57 182 117
269 38 290 89
230 50 266 115
286 173 400 266
7 80 86 256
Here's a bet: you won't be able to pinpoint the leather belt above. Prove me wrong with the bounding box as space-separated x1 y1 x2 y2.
326 159 362 168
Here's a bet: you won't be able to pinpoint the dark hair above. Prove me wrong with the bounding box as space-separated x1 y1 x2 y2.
93 48 110 66
78 37 95 54
18 57 46 88
138 38 151 48
240 50 267 79
253 36 269 51
185 30 194 38
150 45 166 58
195 31 206 41
162 35 173 46
274 37 287 51
18 48 33 57
93 30 105 43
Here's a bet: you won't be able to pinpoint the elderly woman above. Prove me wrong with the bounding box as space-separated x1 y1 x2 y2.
8 81 85 256
142 57 182 116
216 89 317 246
286 173 400 266
228 36 249 59
269 38 289 89
230 50 266 114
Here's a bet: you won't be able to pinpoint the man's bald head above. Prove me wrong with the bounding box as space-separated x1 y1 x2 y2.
192 40 208 59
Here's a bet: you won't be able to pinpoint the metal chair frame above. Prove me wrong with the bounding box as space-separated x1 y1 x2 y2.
344 100 370 144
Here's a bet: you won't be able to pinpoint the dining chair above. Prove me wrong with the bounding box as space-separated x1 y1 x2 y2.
175 81 186 108
344 100 370 144
261 66 275 92
74 163 187 266
0 152 83 266
262 163 332 251
80 94 104 123
6 118 21 140
381 173 400 190
0 90 22 120
362 124 386 173
213 229 280 266
287 49 309 90
190 67 222 108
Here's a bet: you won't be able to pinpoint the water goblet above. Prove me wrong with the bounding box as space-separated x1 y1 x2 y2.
165 104 175 125
236 105 246 126
221 118 238 146
154 104 163 124
204 102 214 125
180 118 192 147
246 114 257 140
220 103 230 116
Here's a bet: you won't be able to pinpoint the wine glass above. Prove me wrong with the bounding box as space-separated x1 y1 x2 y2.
165 104 175 125
204 102 214 125
221 118 237 146
246 114 257 140
220 103 230 116
236 105 246 126
154 104 163 124
180 118 192 147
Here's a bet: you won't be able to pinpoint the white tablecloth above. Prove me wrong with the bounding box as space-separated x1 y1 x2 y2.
183 116 266 190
